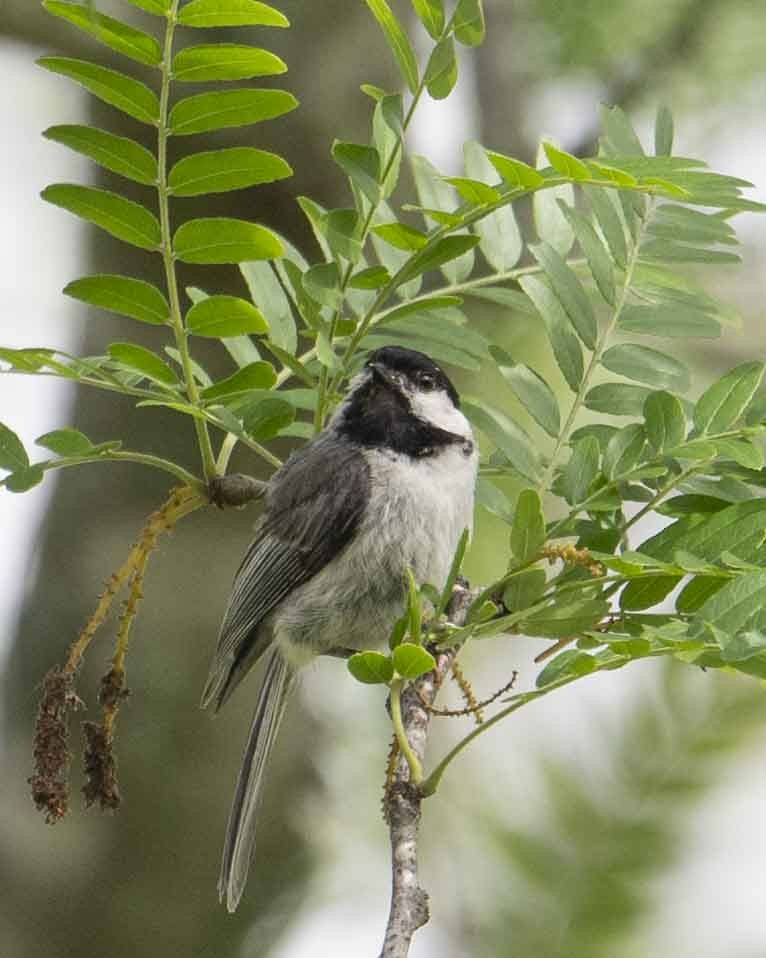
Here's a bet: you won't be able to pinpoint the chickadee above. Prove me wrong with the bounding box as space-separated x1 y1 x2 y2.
203 345 478 911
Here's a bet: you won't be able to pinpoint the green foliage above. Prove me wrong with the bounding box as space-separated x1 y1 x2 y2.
5 3 766 889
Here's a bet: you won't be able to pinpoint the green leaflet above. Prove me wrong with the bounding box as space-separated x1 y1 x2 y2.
492 347 560 438
511 489 545 562
41 184 161 250
464 141 523 271
643 391 686 452
411 0 444 39
463 399 541 483
173 218 283 264
453 0 485 46
37 57 159 125
694 362 765 435
64 275 169 325
530 241 597 349
602 344 690 393
425 36 458 100
364 0 419 94
43 1 162 67
168 148 292 196
178 0 289 28
186 296 268 338
519 274 583 392
172 44 286 83
0 423 29 472
169 89 298 136
43 125 158 185
107 343 179 386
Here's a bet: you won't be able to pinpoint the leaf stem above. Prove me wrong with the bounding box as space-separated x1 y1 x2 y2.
157 1 217 482
390 678 424 785
541 202 654 491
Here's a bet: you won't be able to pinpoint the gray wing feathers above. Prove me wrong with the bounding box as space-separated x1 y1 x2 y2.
219 650 296 913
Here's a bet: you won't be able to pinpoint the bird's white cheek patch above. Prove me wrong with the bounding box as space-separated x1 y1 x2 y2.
409 390 472 437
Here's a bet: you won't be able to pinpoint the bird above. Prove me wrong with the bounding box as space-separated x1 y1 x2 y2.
202 344 478 912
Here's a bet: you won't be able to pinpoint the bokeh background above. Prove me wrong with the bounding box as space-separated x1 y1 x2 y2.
2 1 766 956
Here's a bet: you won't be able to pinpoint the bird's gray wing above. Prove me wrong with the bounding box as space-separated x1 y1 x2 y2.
202 436 370 710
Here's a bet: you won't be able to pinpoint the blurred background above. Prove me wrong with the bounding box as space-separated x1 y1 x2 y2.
2 1 766 955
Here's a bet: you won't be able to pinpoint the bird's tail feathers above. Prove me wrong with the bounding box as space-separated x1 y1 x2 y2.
218 649 296 912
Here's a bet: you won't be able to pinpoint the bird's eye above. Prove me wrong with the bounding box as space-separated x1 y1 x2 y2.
418 373 436 391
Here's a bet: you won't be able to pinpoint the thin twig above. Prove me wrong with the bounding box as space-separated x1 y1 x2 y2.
379 585 478 958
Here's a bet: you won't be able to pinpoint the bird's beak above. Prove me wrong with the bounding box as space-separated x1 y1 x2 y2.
368 362 404 394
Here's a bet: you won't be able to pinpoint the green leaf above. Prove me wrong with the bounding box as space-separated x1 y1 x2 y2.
411 0 444 38
511 488 546 562
172 44 285 82
656 494 729 518
503 568 547 613
585 383 652 417
107 343 178 386
5 466 45 494
174 218 283 264
37 57 159 125
35 428 93 456
425 36 458 100
530 242 597 349
178 0 289 28
186 295 268 337
321 208 363 262
543 141 589 180
332 141 381 204
463 399 541 482
533 143 574 256
201 362 276 401
620 575 680 611
602 344 690 392
453 0 485 46
64 274 169 325
719 629 766 663
303 263 342 309
397 235 480 286
411 155 475 283
603 424 645 479
42 1 162 67
238 396 295 440
618 304 721 340
240 261 297 353
350 266 391 289
364 0 419 93
372 94 404 199
41 184 160 250
464 141 522 271
561 436 600 506
43 125 157 185
600 105 644 155
348 651 394 685
535 649 597 687
123 0 170 14
168 147 291 197
676 576 727 614
372 222 428 251
519 274 583 392
169 89 298 136
690 570 766 641
714 438 765 471
654 105 674 156
557 201 615 306
525 599 610 640
694 362 765 435
643 390 686 452
0 423 29 472
392 643 436 679
492 348 560 437
585 186 627 269
487 151 544 190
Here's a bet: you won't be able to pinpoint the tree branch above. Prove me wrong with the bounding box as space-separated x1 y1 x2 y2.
378 585 478 958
